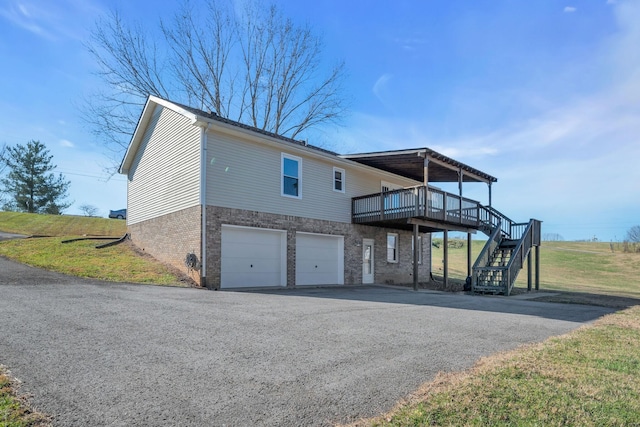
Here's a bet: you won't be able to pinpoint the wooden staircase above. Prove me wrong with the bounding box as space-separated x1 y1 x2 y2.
472 207 541 295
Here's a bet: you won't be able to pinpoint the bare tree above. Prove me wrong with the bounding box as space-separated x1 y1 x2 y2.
84 0 347 171
627 226 640 243
543 233 564 242
79 204 100 217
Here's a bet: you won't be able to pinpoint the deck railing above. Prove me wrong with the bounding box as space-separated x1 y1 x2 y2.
352 186 482 228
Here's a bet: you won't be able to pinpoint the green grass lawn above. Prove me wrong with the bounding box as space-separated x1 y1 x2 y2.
0 237 184 285
0 212 183 286
357 305 640 427
0 366 49 426
431 238 640 299
0 211 126 237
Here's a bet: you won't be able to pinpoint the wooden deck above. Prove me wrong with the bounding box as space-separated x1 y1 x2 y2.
352 186 492 232
352 185 542 295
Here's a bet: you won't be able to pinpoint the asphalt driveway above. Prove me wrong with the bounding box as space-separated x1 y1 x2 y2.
0 256 615 426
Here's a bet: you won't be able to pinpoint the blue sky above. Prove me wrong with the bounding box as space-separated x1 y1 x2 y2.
1 0 638 241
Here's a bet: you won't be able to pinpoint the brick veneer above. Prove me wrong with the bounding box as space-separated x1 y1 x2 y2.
204 205 431 289
127 205 203 284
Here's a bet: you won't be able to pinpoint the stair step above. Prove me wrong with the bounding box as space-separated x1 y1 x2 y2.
500 239 518 248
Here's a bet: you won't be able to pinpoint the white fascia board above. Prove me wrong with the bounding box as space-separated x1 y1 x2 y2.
118 98 155 175
150 95 199 124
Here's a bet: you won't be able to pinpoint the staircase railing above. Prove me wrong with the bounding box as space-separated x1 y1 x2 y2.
472 218 502 277
473 217 541 295
502 220 535 295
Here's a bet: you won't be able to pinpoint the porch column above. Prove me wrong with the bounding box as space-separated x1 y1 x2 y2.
527 250 532 291
443 229 449 288
423 157 430 219
413 223 419 291
423 157 429 185
535 245 540 290
467 232 472 278
458 168 463 197
488 182 492 207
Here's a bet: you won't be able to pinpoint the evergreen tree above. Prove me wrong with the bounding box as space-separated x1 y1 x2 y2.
0 140 71 214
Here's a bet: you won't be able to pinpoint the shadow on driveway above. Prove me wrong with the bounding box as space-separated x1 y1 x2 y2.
232 285 618 323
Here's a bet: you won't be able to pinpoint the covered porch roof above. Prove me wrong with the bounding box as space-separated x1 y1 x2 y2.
341 148 497 185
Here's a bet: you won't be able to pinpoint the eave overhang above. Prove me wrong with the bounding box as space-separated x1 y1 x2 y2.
341 148 497 185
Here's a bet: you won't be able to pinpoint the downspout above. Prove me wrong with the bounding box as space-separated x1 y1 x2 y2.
200 123 212 288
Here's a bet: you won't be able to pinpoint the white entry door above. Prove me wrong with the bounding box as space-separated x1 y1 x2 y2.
221 225 286 288
362 238 374 284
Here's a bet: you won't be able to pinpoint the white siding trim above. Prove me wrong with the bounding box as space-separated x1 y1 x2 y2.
333 167 345 193
387 233 399 263
281 152 302 199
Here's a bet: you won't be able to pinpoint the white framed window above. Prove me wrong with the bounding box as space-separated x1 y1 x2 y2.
333 167 345 193
282 153 302 198
412 235 423 264
387 233 398 263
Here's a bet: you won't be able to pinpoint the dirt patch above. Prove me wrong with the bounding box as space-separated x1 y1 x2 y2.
527 291 640 309
123 240 199 288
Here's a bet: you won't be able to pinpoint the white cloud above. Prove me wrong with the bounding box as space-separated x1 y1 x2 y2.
60 139 75 148
0 2 49 38
372 74 393 105
564 6 577 13
0 0 104 41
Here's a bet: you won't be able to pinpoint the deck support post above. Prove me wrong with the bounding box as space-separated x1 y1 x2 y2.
413 224 419 291
423 156 429 186
535 245 540 290
527 250 532 291
467 232 472 278
443 229 449 288
488 182 492 207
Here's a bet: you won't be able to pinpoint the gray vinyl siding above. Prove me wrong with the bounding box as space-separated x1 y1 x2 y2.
205 132 418 223
127 106 201 225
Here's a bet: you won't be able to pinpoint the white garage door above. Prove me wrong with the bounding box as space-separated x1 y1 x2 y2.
295 233 344 286
221 225 286 288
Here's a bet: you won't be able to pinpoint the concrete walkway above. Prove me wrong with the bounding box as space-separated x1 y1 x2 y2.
0 231 28 241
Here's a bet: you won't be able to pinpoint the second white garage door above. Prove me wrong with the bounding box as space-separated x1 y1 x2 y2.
221 225 286 288
295 232 344 286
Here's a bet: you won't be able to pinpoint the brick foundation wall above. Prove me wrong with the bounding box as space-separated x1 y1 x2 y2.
128 205 203 285
204 206 431 289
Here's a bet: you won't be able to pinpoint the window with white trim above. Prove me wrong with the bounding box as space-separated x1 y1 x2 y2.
333 167 345 193
412 235 423 264
387 233 398 263
282 153 301 198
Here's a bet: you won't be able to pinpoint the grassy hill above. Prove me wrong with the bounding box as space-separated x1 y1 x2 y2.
0 211 186 286
431 238 640 300
0 211 126 236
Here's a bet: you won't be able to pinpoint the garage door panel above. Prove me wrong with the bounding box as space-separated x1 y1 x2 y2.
221 226 286 288
295 233 344 286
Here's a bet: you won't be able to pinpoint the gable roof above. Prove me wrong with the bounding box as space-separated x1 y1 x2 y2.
119 95 338 174
119 96 497 185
